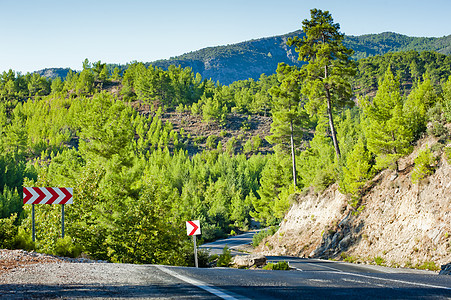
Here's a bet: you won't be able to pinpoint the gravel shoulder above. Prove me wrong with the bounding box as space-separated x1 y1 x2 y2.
0 249 215 299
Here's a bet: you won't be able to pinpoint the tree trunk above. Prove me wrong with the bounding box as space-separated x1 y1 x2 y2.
324 64 341 161
290 119 297 187
326 88 341 161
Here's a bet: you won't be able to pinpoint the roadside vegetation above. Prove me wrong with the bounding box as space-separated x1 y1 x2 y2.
0 9 450 267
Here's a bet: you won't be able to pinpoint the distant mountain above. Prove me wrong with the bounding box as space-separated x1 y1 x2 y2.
344 32 451 60
150 31 450 84
35 32 451 85
150 31 303 85
34 68 71 79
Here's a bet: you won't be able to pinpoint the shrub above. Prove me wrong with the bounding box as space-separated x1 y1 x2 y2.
206 135 217 149
0 214 18 249
252 135 262 151
263 261 290 270
243 138 253 154
53 236 82 258
416 261 440 271
445 146 451 164
374 256 385 266
13 227 35 251
411 147 436 184
183 247 211 268
427 121 447 138
217 246 232 267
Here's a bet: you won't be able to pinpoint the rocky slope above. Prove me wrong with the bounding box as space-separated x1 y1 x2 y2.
257 137 451 271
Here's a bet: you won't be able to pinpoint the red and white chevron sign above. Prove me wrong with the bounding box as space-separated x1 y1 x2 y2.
186 220 201 236
23 187 73 205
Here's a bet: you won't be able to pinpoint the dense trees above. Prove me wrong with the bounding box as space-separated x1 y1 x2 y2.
361 69 413 171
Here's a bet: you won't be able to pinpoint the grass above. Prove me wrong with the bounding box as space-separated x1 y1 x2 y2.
263 261 290 270
374 256 385 266
415 261 440 271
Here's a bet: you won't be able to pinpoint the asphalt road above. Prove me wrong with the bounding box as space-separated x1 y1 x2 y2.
2 262 450 299
1 231 450 299
158 264 451 299
199 229 261 256
194 230 451 299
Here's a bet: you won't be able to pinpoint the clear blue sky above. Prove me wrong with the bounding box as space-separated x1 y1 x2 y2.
1 0 449 73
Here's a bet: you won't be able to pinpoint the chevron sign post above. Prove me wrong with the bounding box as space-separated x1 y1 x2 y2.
186 220 201 268
23 187 73 242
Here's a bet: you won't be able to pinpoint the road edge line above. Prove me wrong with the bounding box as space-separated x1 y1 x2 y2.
334 271 451 291
155 265 247 300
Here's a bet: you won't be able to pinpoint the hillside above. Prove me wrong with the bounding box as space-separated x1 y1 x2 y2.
256 135 451 271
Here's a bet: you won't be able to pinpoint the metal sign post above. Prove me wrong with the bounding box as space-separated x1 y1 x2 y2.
32 204 35 242
186 220 201 268
62 204 65 238
193 235 198 268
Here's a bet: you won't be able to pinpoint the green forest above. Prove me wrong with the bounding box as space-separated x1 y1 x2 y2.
1 9 451 266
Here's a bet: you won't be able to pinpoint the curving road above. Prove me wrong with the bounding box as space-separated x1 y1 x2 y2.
1 231 450 299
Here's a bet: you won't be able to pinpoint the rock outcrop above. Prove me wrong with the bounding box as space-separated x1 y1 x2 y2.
233 254 267 268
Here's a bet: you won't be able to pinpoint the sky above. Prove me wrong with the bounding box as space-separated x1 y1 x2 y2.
0 0 450 74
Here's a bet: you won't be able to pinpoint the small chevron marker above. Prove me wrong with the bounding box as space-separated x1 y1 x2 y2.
186 220 201 236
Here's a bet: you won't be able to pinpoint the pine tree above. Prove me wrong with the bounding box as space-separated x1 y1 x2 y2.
288 9 356 161
267 63 309 187
403 75 437 139
362 69 413 171
340 137 373 197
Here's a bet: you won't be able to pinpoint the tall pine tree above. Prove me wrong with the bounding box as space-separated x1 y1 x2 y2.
288 9 356 161
267 63 309 187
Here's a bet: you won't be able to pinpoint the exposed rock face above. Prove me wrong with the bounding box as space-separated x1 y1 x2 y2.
257 138 451 270
233 255 267 268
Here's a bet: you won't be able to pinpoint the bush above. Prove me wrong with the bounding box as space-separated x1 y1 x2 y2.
263 261 290 270
374 256 385 266
13 227 35 251
411 147 436 184
53 236 82 258
206 135 217 149
217 246 232 267
0 214 18 249
252 226 279 247
445 146 451 164
183 246 211 268
416 261 440 271
427 121 447 138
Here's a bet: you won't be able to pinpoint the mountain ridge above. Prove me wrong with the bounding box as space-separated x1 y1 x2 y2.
35 31 451 84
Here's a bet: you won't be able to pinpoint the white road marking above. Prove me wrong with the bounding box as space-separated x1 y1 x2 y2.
156 265 250 300
295 262 450 291
334 271 451 291
305 262 344 272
